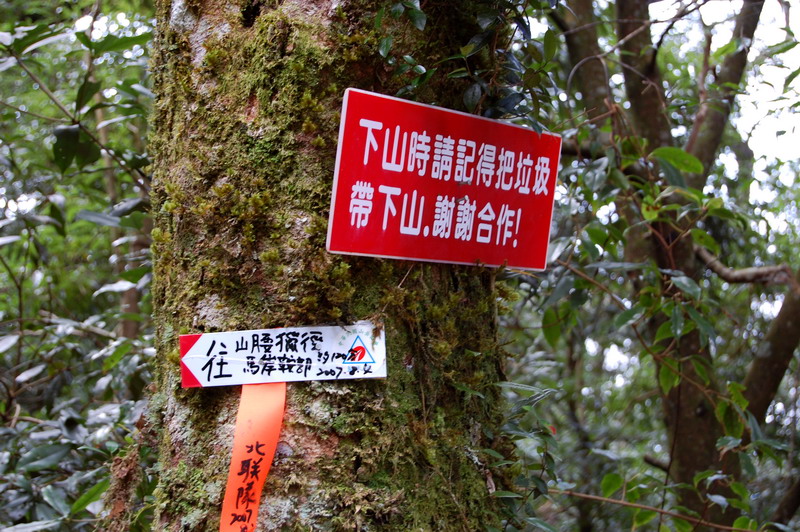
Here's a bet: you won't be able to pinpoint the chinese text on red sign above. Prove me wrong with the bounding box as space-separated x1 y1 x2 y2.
327 88 562 270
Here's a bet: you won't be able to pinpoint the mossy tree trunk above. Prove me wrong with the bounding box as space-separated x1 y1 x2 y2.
137 1 510 530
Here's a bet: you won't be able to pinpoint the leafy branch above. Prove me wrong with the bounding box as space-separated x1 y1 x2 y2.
1 34 150 192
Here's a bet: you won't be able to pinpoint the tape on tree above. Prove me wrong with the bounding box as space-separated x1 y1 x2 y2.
219 383 286 532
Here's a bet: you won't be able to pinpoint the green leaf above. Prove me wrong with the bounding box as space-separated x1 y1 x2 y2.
74 31 92 50
693 469 715 487
584 222 608 248
671 304 684 340
463 83 482 112
378 36 392 58
784 66 800 92
119 265 150 283
48 202 67 237
93 280 137 297
18 443 71 472
689 228 720 255
75 132 101 168
6 24 59 54
104 341 133 371
542 274 574 308
690 356 711 385
713 39 738 60
542 307 560 347
492 490 522 498
671 517 693 532
70 478 109 515
728 381 749 410
730 481 749 501
389 2 404 17
53 124 80 172
659 358 680 394
601 473 623 497
531 474 549 494
94 32 152 54
766 39 798 56
613 305 643 329
686 306 715 346
656 158 686 187
452 381 485 399
586 261 648 272
75 210 121 227
15 363 46 383
543 29 558 62
714 401 744 439
75 77 101 112
5 520 61 531
460 31 490 58
406 9 427 31
641 197 659 221
42 485 70 516
717 436 741 453
120 211 147 230
731 517 758 530
21 30 69 55
649 147 703 174
523 517 558 532
671 275 701 300
654 320 674 344
633 509 658 527
495 381 546 393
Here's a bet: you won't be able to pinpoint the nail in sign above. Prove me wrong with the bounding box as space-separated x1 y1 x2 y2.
327 88 562 271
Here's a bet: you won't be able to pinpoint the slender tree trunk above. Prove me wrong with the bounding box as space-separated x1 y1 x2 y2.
558 1 773 528
124 1 510 530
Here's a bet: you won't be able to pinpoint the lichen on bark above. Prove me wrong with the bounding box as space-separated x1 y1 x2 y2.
113 0 514 530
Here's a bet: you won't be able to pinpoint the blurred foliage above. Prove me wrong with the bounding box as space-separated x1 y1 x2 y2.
1 1 155 529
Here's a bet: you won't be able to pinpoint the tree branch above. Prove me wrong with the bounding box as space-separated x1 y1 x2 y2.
8 49 151 192
684 0 766 188
771 476 800 526
694 245 800 295
616 0 673 150
552 489 753 531
743 268 800 425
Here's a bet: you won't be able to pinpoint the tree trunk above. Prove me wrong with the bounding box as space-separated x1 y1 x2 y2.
127 1 510 530
558 1 772 528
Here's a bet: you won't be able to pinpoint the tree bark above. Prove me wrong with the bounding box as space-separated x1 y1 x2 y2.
126 1 511 530
556 0 610 122
616 0 672 151
557 1 776 527
743 271 800 424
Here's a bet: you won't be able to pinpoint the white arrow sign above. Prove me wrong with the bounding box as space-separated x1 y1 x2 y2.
180 321 386 388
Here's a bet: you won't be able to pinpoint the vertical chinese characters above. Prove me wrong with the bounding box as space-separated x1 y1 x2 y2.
228 440 267 531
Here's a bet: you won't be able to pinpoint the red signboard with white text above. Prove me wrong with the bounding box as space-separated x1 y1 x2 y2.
326 88 561 271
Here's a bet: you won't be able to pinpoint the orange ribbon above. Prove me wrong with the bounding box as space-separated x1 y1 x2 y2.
219 382 286 532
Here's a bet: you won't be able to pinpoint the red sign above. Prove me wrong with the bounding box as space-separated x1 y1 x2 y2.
327 88 562 271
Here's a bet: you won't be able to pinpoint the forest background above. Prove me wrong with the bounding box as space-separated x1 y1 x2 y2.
1 0 799 530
